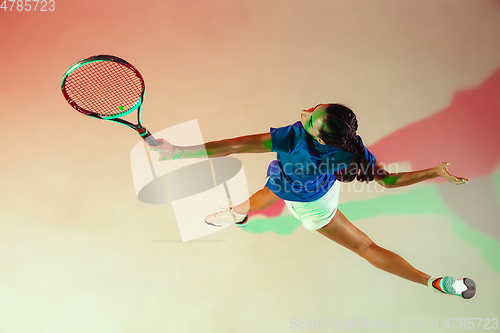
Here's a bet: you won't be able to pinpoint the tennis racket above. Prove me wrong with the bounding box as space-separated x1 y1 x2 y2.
61 54 159 146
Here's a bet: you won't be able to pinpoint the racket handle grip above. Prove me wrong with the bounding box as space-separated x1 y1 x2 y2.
139 128 160 146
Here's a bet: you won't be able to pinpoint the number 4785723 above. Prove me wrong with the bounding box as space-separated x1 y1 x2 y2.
0 0 55 11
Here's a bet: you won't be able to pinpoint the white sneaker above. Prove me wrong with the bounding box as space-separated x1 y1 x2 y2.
204 208 248 227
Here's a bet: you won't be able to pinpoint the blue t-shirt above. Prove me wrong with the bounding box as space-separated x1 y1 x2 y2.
265 121 377 202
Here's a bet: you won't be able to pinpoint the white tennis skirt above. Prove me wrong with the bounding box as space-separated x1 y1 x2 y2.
284 180 340 230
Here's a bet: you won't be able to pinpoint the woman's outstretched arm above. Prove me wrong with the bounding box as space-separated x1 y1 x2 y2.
150 133 272 160
373 161 468 188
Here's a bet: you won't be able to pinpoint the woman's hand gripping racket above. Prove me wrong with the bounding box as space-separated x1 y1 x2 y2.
61 55 159 146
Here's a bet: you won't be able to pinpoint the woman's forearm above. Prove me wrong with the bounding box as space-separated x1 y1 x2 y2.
374 162 468 188
173 133 272 159
377 167 439 188
151 133 271 161
175 140 237 159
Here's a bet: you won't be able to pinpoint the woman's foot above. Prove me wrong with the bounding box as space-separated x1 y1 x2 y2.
204 208 248 227
436 162 468 185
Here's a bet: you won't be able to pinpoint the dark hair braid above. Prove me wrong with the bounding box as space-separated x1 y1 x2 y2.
318 104 374 183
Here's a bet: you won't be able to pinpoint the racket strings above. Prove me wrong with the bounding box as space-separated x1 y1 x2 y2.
64 61 144 117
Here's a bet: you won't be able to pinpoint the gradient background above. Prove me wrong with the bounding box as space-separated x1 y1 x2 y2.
1 1 500 332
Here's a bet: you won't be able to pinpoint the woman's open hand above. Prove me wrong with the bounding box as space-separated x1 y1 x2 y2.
436 162 468 185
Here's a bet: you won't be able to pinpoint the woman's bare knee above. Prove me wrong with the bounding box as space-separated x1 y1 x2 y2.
353 236 375 258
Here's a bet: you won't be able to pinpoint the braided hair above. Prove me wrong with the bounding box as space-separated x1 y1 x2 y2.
317 104 374 183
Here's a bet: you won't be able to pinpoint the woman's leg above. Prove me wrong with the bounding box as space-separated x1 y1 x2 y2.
317 209 430 285
233 186 280 215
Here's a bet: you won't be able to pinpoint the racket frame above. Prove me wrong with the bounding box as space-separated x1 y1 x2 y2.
61 54 158 146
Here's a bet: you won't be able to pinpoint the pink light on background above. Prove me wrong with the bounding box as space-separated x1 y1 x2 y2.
1 1 499 331
369 67 500 178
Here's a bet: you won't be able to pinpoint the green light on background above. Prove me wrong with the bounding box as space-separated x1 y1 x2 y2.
119 106 125 111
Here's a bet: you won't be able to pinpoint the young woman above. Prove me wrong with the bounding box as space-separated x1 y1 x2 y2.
150 103 476 299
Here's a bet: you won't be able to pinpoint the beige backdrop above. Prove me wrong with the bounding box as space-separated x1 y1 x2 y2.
0 1 499 332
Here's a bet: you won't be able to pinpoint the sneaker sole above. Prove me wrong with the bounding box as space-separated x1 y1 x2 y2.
235 216 249 228
462 278 476 299
204 215 248 228
204 220 224 227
